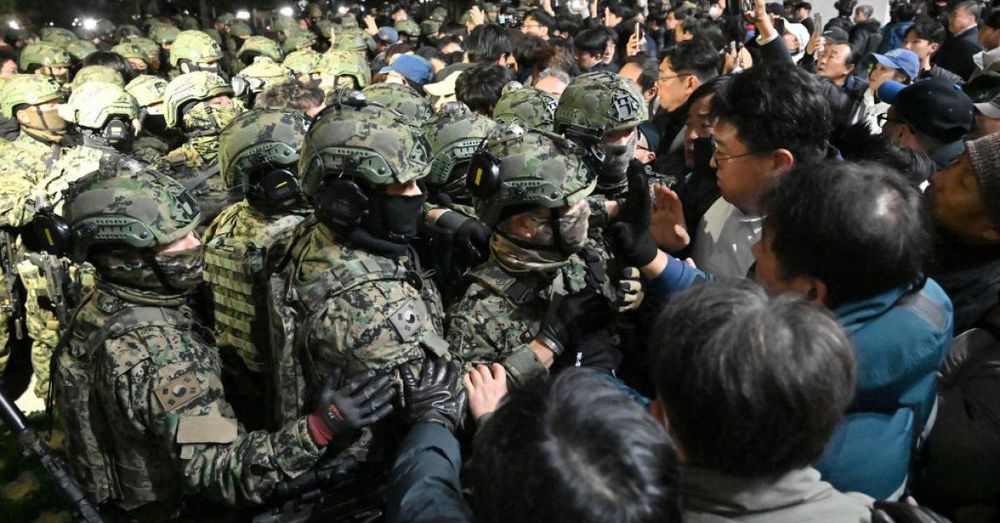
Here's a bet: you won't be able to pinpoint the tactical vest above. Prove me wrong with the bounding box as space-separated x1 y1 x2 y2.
268 228 448 427
204 208 308 373
54 291 207 508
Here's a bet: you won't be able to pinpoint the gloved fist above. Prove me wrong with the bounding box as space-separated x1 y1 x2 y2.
401 359 468 432
309 368 396 445
616 267 644 312
607 164 659 267
553 329 621 373
538 291 614 355
435 210 491 264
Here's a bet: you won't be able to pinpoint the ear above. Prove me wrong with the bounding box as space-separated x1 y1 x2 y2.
769 148 796 175
845 61 856 75
683 75 700 96
646 150 657 162
645 85 658 103
15 108 30 125
809 279 830 306
929 42 941 54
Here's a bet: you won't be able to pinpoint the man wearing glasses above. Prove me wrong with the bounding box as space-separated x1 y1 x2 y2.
652 39 719 157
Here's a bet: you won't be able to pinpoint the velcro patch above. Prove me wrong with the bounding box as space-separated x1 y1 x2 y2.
389 299 424 342
154 371 204 412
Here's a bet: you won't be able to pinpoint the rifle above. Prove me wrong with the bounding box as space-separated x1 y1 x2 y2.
253 454 386 523
28 253 72 325
0 386 104 523
0 228 24 340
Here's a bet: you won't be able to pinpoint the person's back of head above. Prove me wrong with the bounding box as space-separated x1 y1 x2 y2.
711 62 832 163
663 38 720 83
908 15 947 46
455 63 516 115
760 160 930 307
574 27 611 58
651 279 856 478
467 24 514 64
470 369 681 523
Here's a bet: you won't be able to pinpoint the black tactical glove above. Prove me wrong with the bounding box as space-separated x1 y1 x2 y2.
401 359 468 432
314 368 396 437
538 291 614 356
607 161 659 267
553 329 622 373
436 210 491 263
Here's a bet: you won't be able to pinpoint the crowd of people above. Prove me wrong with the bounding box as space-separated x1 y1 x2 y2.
0 0 999 520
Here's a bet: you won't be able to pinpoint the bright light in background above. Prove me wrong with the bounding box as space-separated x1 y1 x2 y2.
7 20 19 30
82 18 97 30
337 5 349 15
236 9 251 20
279 6 294 17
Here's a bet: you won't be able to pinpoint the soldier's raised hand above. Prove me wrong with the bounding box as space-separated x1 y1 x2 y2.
401 359 467 432
308 368 395 446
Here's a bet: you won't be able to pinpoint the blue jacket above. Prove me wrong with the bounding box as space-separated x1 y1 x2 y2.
647 260 954 499
878 22 914 55
815 279 953 499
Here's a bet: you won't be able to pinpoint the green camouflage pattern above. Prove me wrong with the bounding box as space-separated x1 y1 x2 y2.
126 36 161 65
63 39 98 62
299 102 431 195
420 20 442 37
41 27 77 46
125 74 168 108
0 75 62 119
149 24 179 46
318 49 371 90
283 30 317 54
169 30 224 67
394 19 421 37
110 41 149 65
228 20 253 39
493 84 559 132
53 283 323 512
236 59 293 94
18 42 71 71
422 101 495 191
163 71 233 128
152 140 234 229
472 125 596 226
282 49 322 76
218 108 309 192
270 15 299 40
68 65 124 90
361 82 433 124
554 71 648 136
58 81 138 130
237 36 284 64
331 31 373 54
338 16 359 30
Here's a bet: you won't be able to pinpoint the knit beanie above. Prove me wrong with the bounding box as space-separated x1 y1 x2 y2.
966 133 1000 227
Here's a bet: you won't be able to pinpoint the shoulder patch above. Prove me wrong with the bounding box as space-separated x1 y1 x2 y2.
154 370 204 412
389 299 425 342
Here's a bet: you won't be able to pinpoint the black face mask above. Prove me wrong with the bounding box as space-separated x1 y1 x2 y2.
142 113 168 135
361 192 426 245
692 136 717 179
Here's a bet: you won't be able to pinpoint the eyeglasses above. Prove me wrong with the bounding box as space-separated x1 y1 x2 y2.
876 112 903 126
711 139 758 164
657 73 692 82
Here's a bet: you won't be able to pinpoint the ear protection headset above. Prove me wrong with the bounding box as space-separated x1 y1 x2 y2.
246 168 302 211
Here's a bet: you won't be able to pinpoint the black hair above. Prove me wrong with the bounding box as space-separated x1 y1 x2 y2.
795 2 813 10
415 45 445 63
434 34 464 52
679 18 726 50
761 160 930 306
688 74 733 107
439 21 468 39
574 27 611 57
455 62 516 114
711 62 832 162
662 38 720 82
891 0 917 23
986 8 1000 29
83 51 136 82
470 369 682 523
467 24 514 63
514 35 550 74
652 279 857 478
907 15 947 45
526 9 557 31
624 55 659 92
609 3 637 20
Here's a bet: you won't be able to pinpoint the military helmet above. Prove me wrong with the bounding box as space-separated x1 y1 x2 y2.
361 82 433 125
319 50 371 89
169 30 224 67
69 65 125 91
111 41 149 66
394 19 421 37
176 14 199 31
283 49 322 76
271 15 299 37
126 37 160 64
163 72 233 128
125 74 168 108
237 36 284 65
115 24 143 41
554 71 648 141
0 75 63 118
283 30 317 54
75 18 115 41
228 20 253 39
63 39 99 62
422 102 496 187
493 84 559 132
149 24 180 46
470 125 596 226
299 102 431 198
332 31 373 54
236 59 293 94
41 27 77 46
19 42 72 71
339 16 359 30
58 81 138 129
218 108 310 192
420 20 442 37
63 168 201 262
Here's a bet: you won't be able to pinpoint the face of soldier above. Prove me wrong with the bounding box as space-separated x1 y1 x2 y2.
601 128 639 180
38 66 70 85
151 230 205 292
0 58 16 79
509 200 591 256
360 180 427 245
127 57 148 73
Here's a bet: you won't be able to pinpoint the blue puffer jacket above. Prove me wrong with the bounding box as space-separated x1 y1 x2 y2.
878 22 914 54
815 278 953 500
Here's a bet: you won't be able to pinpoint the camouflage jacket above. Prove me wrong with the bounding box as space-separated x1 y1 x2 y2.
0 132 61 227
446 245 616 387
152 141 237 228
53 282 323 516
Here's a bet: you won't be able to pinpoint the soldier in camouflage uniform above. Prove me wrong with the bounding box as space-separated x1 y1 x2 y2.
126 74 183 164
446 124 632 387
235 36 283 68
234 59 293 108
361 81 433 125
111 41 151 75
125 36 163 75
270 99 451 460
318 49 371 93
202 108 312 430
283 48 323 87
52 166 395 520
69 64 125 91
40 27 77 47
154 71 245 228
283 30 317 55
19 42 73 88
493 83 560 132
64 39 99 68
169 30 226 77
0 75 68 393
